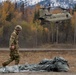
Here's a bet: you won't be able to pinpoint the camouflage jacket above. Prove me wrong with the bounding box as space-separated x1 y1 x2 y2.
9 30 19 51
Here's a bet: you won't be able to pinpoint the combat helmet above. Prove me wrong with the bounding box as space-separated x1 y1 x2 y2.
15 25 22 31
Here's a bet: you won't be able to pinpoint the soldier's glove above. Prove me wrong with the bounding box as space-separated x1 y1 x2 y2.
10 45 16 50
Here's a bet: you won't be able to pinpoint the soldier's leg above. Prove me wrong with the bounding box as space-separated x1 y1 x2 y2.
15 55 20 65
2 58 13 67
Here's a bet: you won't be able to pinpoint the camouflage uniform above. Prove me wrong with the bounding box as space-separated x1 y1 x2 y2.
2 25 22 67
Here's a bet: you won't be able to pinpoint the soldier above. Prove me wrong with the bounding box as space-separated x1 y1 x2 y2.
2 25 22 67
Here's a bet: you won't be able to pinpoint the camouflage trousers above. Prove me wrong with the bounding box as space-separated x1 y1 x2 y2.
2 50 20 67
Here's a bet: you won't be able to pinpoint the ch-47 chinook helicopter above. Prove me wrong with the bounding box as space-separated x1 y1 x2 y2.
39 5 72 22
39 5 72 43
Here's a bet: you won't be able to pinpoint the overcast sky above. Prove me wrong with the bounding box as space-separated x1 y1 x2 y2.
1 0 76 2
0 0 42 2
0 0 43 5
0 0 76 4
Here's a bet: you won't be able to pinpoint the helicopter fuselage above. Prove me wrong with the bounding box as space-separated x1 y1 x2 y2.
39 8 72 22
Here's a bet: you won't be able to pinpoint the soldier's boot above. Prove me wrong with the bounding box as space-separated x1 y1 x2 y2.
2 63 7 67
15 60 19 65
2 59 13 67
15 55 20 65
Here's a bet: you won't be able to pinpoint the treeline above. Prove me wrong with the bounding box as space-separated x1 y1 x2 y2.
0 0 76 48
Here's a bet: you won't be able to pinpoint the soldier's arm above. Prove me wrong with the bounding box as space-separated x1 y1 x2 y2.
10 32 16 49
